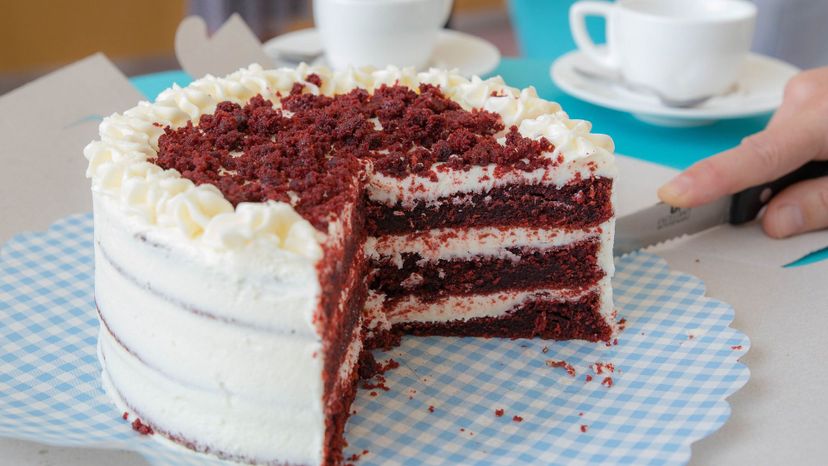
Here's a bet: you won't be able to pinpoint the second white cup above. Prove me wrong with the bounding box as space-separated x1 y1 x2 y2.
314 0 454 70
570 0 757 101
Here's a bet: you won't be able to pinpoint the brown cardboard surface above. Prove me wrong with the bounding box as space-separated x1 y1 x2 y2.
654 220 828 268
0 53 142 243
175 14 274 78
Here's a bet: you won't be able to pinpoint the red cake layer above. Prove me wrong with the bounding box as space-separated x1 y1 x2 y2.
315 197 368 466
364 178 613 235
369 239 603 300
387 292 612 342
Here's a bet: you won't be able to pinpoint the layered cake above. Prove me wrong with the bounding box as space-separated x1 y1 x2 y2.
85 64 617 465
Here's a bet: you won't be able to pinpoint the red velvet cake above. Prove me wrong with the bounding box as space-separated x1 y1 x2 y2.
85 64 617 465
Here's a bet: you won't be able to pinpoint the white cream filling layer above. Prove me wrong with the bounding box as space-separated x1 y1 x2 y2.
367 277 613 327
366 156 616 207
99 329 324 466
365 220 614 263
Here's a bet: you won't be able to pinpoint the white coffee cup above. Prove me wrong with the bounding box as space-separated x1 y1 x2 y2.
569 0 757 101
313 0 454 70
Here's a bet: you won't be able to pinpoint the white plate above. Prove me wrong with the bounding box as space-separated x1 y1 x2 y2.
263 28 501 77
551 49 800 127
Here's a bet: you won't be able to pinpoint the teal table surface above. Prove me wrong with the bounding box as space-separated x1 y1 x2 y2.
128 59 826 266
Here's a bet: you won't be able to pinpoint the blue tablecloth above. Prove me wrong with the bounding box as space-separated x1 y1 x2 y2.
128 61 826 265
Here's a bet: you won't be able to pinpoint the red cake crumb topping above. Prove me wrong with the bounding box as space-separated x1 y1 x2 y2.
546 359 576 377
358 353 400 393
361 377 390 392
428 405 435 413
601 377 614 388
380 358 400 372
495 408 505 417
358 352 399 379
345 449 369 465
580 424 589 433
121 412 129 420
512 415 523 423
731 345 743 350
154 78 557 231
357 351 379 380
585 375 593 382
131 418 154 436
593 362 615 374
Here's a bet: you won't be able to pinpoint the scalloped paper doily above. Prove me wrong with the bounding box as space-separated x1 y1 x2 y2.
0 214 749 465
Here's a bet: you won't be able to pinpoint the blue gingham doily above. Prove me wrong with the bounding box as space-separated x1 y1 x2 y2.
0 213 750 465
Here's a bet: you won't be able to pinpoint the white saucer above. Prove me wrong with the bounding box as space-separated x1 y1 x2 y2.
263 28 501 77
551 50 800 127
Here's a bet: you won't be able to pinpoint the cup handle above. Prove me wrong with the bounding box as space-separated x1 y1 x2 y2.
569 1 618 70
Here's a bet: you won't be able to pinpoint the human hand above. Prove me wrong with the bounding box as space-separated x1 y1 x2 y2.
658 67 828 238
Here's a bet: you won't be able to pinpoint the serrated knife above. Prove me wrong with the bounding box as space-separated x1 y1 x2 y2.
614 161 828 256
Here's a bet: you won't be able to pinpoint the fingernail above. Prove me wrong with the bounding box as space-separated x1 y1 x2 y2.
770 204 804 238
659 174 693 202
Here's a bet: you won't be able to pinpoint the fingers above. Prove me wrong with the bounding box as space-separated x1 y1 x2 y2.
658 122 821 208
762 176 828 238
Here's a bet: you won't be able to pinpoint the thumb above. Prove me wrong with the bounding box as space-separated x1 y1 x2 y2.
762 176 828 238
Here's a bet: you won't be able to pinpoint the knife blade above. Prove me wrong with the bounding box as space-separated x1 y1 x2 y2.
614 161 828 256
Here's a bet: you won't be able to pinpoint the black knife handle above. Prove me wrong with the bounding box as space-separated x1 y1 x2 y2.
729 161 828 224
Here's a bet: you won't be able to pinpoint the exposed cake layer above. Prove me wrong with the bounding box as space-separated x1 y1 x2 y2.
323 321 364 466
365 221 614 263
389 290 612 342
365 278 611 327
315 199 367 400
364 178 613 235
369 240 603 299
365 155 614 208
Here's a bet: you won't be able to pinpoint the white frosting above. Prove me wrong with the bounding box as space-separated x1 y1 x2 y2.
99 330 325 465
85 63 614 254
93 196 330 464
94 196 322 333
